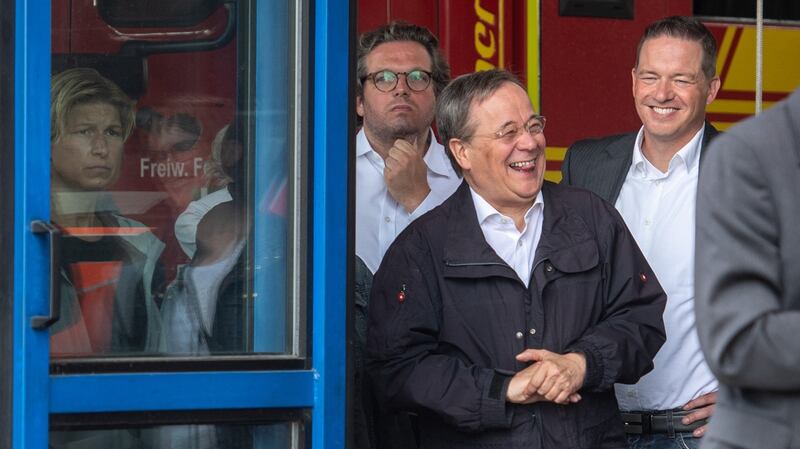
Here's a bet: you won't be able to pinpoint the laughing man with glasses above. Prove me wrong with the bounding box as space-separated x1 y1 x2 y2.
367 69 667 449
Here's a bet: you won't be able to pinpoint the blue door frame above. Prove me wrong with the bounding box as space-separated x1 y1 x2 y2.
12 1 51 447
8 0 350 447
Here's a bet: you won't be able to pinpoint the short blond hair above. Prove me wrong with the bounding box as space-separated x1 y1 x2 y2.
51 68 135 143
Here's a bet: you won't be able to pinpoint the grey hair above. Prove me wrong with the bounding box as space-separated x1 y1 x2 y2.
635 16 718 80
435 69 526 176
356 21 450 98
51 68 135 143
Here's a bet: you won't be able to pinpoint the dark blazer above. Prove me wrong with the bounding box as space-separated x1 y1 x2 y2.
367 181 666 449
560 122 719 204
695 88 800 449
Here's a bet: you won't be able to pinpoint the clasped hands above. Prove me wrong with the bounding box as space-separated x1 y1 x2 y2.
506 349 586 405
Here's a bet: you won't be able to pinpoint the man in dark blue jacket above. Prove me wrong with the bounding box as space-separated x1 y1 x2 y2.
366 69 667 449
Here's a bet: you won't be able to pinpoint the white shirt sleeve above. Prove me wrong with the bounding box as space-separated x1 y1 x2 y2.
174 188 234 258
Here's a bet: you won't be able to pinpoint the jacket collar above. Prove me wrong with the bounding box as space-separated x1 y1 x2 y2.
699 121 719 164
598 134 637 204
621 121 719 163
442 182 596 281
443 182 508 268
605 121 719 203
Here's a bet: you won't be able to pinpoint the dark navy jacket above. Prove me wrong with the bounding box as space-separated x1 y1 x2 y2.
366 181 667 449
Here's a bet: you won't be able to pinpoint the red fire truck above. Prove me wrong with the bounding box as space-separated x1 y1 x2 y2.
49 0 800 275
358 0 800 182
3 1 795 447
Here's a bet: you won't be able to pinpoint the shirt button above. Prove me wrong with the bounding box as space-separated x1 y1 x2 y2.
384 216 391 223
515 331 524 339
644 219 652 226
517 240 523 247
529 328 536 335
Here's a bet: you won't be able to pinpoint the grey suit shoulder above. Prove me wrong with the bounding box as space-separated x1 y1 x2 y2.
694 88 800 449
562 133 636 203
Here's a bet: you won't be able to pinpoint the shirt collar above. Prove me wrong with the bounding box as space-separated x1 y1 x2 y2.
632 126 705 177
356 128 453 177
356 128 373 157
424 135 455 177
470 187 544 227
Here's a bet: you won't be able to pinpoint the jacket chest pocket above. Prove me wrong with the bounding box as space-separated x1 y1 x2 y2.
536 240 603 348
440 279 527 366
446 279 524 319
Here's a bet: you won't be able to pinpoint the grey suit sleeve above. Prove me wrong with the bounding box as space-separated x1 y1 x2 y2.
561 144 574 185
561 141 593 187
695 132 800 390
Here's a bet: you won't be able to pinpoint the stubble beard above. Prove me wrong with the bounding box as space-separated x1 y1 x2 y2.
367 116 425 148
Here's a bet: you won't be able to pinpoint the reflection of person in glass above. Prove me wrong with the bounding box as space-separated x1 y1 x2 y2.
174 123 236 259
133 106 205 281
160 122 249 355
157 122 253 449
50 68 164 356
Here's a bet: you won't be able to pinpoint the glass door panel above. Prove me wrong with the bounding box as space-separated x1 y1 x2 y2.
49 0 302 361
51 420 303 449
6 0 348 448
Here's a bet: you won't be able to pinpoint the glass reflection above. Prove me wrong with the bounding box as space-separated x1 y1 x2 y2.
50 421 296 449
160 123 249 354
50 68 164 357
50 0 294 359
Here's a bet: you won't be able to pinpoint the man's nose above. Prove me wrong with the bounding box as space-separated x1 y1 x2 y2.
393 74 410 96
517 128 543 151
654 79 674 101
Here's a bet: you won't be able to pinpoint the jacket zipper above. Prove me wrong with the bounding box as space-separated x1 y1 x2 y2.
444 261 507 268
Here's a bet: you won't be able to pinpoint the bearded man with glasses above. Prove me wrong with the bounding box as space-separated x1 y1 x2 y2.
355 21 460 276
366 69 667 449
353 21 461 449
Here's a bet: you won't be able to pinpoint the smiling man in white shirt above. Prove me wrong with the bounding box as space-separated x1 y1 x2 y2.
561 16 721 449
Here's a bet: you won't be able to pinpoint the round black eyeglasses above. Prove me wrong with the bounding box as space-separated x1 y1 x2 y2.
361 69 433 92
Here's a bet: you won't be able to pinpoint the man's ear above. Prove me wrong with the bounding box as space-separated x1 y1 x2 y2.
356 95 365 118
449 138 471 172
706 76 721 105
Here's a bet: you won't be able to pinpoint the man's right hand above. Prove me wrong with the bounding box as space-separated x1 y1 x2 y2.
384 138 430 213
506 365 546 404
506 366 582 405
506 349 584 405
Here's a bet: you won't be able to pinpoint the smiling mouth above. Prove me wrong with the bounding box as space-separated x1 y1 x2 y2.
651 106 679 115
509 160 536 171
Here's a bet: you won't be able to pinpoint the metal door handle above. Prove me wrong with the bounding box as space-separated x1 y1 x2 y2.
30 220 62 329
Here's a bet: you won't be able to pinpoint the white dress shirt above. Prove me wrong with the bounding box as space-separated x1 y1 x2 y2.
356 128 462 274
174 188 233 258
614 127 718 411
471 188 544 287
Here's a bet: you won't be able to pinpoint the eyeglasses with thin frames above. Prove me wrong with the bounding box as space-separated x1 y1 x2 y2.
361 69 433 92
467 116 546 144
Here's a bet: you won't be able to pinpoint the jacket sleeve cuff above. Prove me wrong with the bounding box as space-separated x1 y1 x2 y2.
566 340 604 391
480 370 513 428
